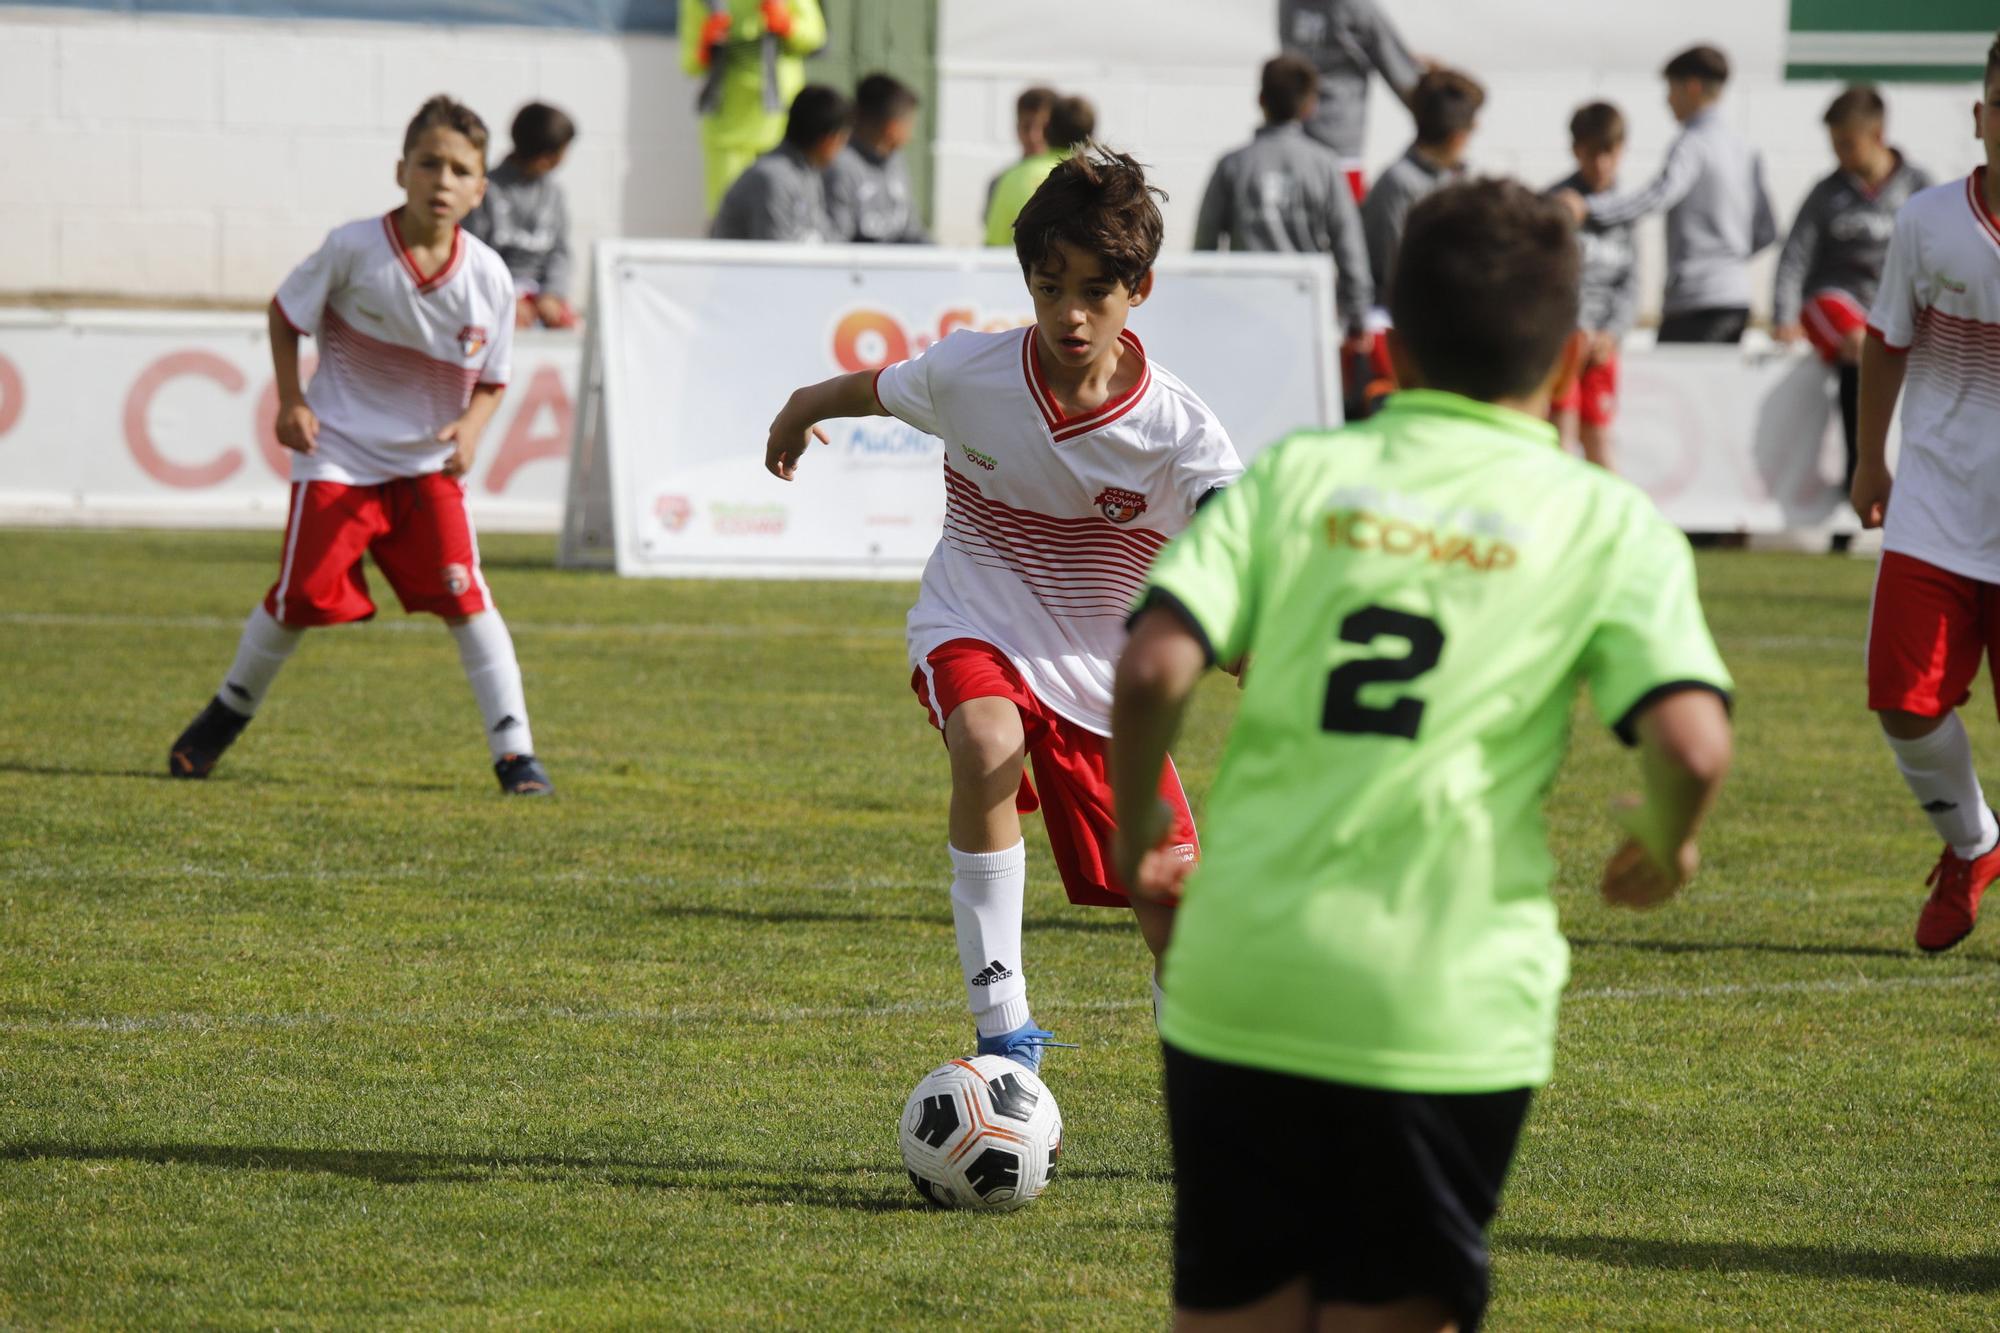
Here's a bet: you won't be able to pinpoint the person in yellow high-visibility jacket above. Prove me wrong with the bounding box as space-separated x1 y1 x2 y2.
682 0 828 215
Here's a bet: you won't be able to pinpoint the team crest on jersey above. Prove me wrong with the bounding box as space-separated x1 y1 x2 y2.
1094 487 1148 524
457 324 487 358
441 563 472 596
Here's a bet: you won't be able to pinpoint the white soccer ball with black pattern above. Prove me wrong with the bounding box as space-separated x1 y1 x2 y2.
899 1054 1063 1211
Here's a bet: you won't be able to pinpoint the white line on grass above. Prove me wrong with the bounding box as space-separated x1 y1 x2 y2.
1 972 1986 1038
0 611 901 640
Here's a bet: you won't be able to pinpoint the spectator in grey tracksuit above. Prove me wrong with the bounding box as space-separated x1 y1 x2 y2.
466 102 580 329
1279 0 1420 199
1773 85 1932 482
825 73 930 244
1195 54 1372 346
1362 68 1483 313
1547 102 1638 470
1559 45 1777 344
712 84 851 243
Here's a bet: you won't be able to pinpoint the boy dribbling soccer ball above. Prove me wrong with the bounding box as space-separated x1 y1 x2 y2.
764 147 1242 1069
168 95 552 796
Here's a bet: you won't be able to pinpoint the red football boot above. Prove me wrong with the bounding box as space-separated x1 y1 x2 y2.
1916 838 2000 952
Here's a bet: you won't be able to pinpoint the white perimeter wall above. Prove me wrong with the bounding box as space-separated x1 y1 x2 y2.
0 3 710 302
1 0 1989 319
935 0 1988 322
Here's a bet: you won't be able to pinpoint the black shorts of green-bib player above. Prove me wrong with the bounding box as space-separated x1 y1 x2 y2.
1110 180 1734 1332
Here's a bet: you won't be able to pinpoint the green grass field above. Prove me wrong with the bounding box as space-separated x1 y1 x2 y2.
2 528 1996 1330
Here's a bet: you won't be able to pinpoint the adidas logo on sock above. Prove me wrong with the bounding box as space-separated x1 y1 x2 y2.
969 958 1014 987
492 714 519 733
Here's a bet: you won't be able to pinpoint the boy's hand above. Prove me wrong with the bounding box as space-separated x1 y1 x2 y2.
438 415 485 478
514 294 538 329
1772 322 1804 345
275 400 319 455
534 294 578 329
1851 457 1892 529
764 406 829 480
1114 799 1195 907
1590 330 1619 364
1600 795 1697 908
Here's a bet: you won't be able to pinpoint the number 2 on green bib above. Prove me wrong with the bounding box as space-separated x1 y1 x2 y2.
1321 606 1445 739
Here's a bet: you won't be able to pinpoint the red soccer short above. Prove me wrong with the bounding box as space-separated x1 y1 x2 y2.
1867 551 2000 718
1801 289 1868 364
912 637 1198 908
264 473 490 628
1551 353 1619 428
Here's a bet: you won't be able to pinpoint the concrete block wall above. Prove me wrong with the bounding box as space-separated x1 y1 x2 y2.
0 5 710 303
934 0 1990 323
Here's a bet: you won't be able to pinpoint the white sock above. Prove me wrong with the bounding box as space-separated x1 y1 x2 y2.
449 611 534 761
216 605 302 717
1885 714 1999 858
950 841 1030 1037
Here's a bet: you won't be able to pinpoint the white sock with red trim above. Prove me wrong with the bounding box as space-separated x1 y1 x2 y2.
216 605 302 718
449 611 533 761
1885 713 1999 858
950 841 1031 1037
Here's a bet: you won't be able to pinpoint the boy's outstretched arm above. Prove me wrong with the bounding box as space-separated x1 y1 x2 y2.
268 301 318 456
1109 604 1211 906
763 370 888 479
1601 689 1732 908
1850 332 1906 529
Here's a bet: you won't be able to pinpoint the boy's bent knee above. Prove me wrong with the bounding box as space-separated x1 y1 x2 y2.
1877 708 1950 741
945 697 1027 771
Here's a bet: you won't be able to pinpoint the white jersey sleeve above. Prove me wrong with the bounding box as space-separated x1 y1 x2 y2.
274 227 348 334
479 294 514 387
872 330 974 437
1867 204 1924 350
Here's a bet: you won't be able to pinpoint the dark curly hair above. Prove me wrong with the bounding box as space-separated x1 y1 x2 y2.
1011 145 1165 294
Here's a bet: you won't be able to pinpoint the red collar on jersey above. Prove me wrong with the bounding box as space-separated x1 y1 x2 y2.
1020 327 1153 443
1968 168 2000 252
381 210 465 295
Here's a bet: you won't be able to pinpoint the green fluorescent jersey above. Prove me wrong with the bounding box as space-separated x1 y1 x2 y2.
1144 390 1732 1093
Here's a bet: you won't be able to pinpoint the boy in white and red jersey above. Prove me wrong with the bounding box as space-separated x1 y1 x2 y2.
764 147 1242 1068
1850 34 2000 950
168 96 552 795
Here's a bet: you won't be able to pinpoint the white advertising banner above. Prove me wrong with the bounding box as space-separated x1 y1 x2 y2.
560 242 1342 578
0 309 580 530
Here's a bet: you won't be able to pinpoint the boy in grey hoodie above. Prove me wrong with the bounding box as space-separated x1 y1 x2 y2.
466 102 579 329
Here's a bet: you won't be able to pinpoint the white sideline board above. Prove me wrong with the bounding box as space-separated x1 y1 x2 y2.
558 241 1341 579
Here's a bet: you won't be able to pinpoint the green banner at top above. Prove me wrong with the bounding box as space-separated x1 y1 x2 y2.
1787 0 1993 83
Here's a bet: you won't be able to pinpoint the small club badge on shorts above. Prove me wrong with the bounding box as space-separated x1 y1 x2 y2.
442 562 472 596
1094 487 1148 524
458 325 487 359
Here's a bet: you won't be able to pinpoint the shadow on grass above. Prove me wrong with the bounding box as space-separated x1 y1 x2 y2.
0 1141 1146 1211
647 902 1130 935
0 762 462 794
1504 1231 2000 1295
1566 935 1935 964
0 762 192 783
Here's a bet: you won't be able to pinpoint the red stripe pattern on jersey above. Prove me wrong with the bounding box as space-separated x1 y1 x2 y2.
941 464 1167 620
320 305 482 427
1909 304 2000 413
1019 328 1153 442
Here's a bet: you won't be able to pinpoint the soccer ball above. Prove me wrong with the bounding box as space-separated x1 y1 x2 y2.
899 1054 1063 1211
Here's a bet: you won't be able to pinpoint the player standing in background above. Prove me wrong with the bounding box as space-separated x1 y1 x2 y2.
1558 45 1777 345
465 101 581 330
765 149 1241 1070
1279 0 1421 203
982 87 1057 233
682 0 827 216
824 73 930 244
1850 34 2000 954
1194 53 1374 362
1547 102 1637 470
1773 87 1931 494
1357 67 1483 412
168 96 551 796
1109 179 1732 1333
709 85 852 243
983 95 1096 247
